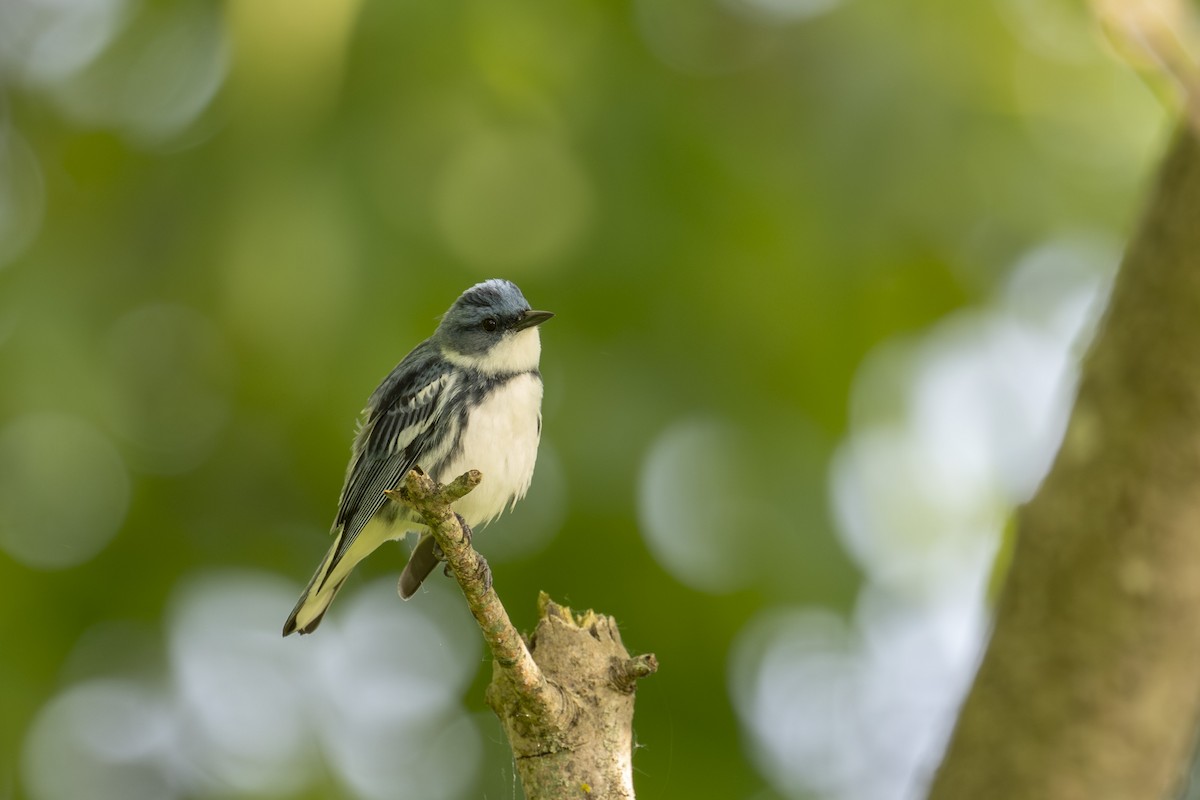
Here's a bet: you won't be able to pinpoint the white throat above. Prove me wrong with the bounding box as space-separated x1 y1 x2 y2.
442 327 542 374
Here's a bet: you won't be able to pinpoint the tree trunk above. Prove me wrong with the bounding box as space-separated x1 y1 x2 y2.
927 127 1200 799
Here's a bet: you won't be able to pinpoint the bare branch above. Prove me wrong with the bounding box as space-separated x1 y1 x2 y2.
387 469 657 798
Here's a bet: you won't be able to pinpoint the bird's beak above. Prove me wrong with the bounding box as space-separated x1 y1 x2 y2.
514 310 554 331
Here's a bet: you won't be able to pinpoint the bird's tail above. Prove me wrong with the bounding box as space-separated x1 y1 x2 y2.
282 542 344 636
283 516 407 636
398 534 440 599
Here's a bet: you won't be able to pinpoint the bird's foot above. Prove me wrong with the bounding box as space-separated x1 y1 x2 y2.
433 515 476 580
473 554 493 593
455 513 474 545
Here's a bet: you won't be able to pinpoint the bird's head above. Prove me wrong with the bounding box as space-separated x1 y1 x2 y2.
436 279 554 373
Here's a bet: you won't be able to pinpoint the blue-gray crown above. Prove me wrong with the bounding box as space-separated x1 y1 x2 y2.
436 279 552 358
452 279 531 319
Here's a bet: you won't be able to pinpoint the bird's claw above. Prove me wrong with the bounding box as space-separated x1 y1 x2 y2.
433 515 479 581
474 555 493 593
455 513 474 545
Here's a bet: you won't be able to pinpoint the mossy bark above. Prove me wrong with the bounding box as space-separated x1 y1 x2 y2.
487 595 657 799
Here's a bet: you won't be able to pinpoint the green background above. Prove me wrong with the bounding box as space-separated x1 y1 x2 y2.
0 0 1168 798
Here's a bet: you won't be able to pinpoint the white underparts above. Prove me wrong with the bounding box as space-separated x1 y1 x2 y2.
438 370 543 527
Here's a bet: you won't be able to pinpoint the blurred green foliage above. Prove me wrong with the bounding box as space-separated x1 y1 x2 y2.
0 0 1166 798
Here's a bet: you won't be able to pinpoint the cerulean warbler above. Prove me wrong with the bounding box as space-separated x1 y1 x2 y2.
283 279 553 636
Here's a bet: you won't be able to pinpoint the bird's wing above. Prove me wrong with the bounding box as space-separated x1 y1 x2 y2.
324 344 456 577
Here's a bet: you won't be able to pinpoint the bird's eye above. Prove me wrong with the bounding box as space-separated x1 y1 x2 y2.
482 318 498 332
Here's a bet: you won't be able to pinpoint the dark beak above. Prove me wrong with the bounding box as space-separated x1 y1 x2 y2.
514 310 554 331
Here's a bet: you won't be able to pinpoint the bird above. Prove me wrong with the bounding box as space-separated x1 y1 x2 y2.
283 279 553 636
